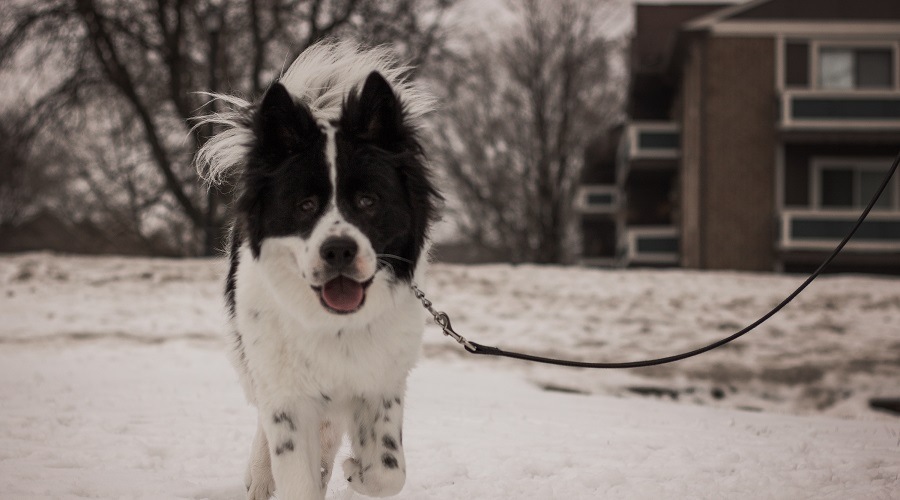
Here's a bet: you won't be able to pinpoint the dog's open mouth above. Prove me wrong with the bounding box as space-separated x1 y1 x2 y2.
313 276 373 314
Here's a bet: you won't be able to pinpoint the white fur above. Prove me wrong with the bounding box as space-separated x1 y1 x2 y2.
193 39 435 186
320 119 339 197
234 240 428 499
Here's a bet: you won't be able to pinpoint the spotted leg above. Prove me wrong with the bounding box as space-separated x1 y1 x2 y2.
261 405 324 500
319 419 341 489
343 395 407 497
245 419 275 500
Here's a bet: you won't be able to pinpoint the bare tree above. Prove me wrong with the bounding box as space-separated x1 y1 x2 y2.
0 111 59 227
0 0 455 256
430 0 622 263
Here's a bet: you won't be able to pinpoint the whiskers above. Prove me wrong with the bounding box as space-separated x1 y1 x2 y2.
377 253 413 264
375 254 412 279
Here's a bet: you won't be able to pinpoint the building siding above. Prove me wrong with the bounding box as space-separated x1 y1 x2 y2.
701 36 778 271
679 35 706 268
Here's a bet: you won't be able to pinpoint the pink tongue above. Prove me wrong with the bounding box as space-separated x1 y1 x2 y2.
322 276 365 312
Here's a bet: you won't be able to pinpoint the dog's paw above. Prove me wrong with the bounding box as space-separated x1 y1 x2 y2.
343 457 405 497
246 466 275 500
343 457 363 485
246 477 274 500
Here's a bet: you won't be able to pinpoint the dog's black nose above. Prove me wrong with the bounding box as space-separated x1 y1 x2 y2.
320 237 358 270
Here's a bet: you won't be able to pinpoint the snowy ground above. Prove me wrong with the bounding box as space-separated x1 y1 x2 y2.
1 253 899 499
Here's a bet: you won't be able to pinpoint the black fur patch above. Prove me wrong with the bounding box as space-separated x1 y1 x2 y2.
273 412 296 431
224 228 250 375
382 435 398 451
225 228 242 318
275 439 294 455
237 82 331 258
382 453 399 469
336 72 441 282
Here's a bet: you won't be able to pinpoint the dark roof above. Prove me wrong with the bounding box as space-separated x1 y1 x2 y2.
629 3 731 119
732 0 900 21
632 3 730 75
629 74 676 120
636 0 900 77
628 0 900 117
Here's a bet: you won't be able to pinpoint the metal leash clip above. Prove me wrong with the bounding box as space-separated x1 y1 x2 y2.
411 284 476 352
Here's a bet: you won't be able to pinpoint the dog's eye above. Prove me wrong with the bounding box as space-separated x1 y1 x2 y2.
298 198 318 213
356 193 377 209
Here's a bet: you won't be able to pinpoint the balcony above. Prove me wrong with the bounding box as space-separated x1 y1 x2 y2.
623 226 680 265
781 90 900 130
618 122 680 183
624 122 680 160
780 209 900 251
576 185 619 214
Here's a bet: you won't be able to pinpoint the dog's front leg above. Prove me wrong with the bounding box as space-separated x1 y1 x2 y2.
245 419 275 500
261 404 324 500
344 394 407 497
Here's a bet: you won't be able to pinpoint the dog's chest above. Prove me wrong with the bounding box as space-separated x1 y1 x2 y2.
237 285 424 398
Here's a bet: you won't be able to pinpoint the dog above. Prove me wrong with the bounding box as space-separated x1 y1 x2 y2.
194 40 440 499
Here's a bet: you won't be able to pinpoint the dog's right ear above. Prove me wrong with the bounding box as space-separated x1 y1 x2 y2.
254 82 317 159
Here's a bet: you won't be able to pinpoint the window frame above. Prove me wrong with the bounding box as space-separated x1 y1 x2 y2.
576 185 620 214
810 157 900 212
810 40 899 91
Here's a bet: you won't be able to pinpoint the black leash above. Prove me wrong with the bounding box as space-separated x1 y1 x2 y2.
413 149 900 369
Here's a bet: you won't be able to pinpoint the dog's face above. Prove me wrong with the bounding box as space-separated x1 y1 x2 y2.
236 72 438 317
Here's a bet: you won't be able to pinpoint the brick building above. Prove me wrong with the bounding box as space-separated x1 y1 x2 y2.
579 0 900 273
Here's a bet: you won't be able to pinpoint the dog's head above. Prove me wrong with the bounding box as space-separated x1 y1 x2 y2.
236 72 439 317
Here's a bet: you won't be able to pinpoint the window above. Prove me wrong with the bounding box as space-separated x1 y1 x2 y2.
815 160 897 210
820 168 854 206
818 47 894 89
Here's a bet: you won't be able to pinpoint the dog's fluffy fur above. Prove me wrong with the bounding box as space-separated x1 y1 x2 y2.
195 40 440 500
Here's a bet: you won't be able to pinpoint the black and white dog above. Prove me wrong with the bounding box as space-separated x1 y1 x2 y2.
195 41 440 499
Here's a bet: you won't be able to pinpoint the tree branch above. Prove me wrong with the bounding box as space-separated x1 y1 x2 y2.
74 0 203 227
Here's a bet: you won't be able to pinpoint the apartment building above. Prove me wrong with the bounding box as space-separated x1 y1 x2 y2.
579 0 900 273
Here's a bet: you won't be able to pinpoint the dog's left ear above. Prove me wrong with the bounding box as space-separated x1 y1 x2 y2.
342 71 407 149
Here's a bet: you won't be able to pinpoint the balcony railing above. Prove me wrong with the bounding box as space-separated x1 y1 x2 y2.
580 256 619 268
780 209 900 251
624 122 680 160
624 226 680 265
781 90 900 129
576 185 619 214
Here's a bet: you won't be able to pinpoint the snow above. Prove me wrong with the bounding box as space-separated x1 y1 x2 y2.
422 264 900 419
1 253 899 499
